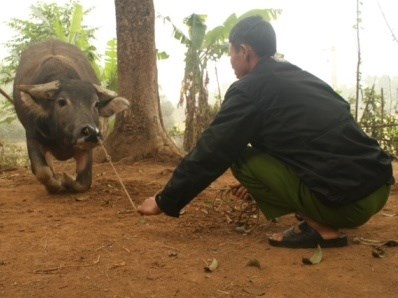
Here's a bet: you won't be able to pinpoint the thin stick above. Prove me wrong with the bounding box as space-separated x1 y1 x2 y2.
33 255 101 274
0 88 13 103
98 140 137 211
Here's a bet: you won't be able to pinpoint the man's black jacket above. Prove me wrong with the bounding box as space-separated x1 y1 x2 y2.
156 58 393 217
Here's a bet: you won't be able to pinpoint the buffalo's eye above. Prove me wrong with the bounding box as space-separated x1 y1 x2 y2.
94 101 100 109
57 97 67 107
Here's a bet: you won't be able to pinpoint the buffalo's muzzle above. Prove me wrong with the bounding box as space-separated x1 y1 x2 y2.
81 125 101 143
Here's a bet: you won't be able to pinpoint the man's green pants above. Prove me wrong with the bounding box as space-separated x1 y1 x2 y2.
231 147 390 229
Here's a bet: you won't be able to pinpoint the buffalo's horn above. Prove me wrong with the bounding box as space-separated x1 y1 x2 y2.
18 80 60 100
93 84 118 101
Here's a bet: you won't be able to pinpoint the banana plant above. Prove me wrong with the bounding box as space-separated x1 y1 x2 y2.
100 38 118 90
164 9 281 151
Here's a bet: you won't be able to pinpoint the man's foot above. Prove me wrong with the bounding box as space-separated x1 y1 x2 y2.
268 221 348 248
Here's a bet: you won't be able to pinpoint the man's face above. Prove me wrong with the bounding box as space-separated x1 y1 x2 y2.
229 44 250 79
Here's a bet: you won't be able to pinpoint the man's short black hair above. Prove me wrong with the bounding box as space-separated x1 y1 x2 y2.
229 15 276 57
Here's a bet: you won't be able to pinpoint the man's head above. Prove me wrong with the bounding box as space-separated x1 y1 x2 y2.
229 16 276 78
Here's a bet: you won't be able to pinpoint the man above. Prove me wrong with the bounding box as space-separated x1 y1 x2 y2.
138 16 394 248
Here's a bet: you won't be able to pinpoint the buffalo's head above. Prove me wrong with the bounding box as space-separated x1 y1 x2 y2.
18 79 129 150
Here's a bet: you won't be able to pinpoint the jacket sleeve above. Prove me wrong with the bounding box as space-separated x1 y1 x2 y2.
156 85 262 217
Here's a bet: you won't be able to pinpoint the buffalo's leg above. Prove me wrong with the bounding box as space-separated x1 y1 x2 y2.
62 151 92 192
27 139 64 193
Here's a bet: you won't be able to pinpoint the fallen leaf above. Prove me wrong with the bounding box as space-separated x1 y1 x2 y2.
75 195 89 201
225 215 233 224
204 258 218 272
242 287 266 296
160 168 173 175
381 211 397 217
246 259 261 269
372 246 386 258
381 208 397 217
302 245 323 265
235 225 247 234
200 209 208 215
110 261 126 269
383 240 398 247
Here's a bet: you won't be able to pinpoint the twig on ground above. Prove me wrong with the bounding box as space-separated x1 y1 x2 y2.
213 187 260 233
33 255 101 274
352 236 398 247
96 241 115 251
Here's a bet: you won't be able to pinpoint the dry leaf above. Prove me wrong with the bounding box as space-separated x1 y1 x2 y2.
246 259 261 269
381 211 397 217
381 208 397 217
75 195 89 201
204 258 218 272
302 245 323 265
243 287 266 296
383 240 398 247
372 246 386 258
110 261 126 269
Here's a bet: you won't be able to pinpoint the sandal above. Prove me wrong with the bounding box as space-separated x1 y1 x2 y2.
268 221 348 248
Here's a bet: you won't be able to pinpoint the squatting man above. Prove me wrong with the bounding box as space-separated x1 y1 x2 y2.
137 15 394 249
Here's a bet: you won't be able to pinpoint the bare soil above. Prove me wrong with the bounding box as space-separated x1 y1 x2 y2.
0 159 397 297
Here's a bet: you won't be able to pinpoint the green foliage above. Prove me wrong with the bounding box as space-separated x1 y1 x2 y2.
0 1 119 131
168 125 184 138
0 84 16 123
0 1 119 161
0 99 16 124
0 116 28 168
160 98 175 131
164 9 281 62
0 0 98 85
359 86 398 157
101 38 118 90
203 9 281 60
156 50 169 60
165 9 281 151
0 142 29 169
0 120 25 141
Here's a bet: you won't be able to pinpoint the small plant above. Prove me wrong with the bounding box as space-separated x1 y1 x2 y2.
0 99 16 124
0 142 29 169
359 86 398 157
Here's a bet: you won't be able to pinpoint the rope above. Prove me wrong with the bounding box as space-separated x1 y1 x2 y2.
98 140 137 211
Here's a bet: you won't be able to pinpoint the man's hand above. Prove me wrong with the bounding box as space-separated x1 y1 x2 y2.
137 196 163 216
230 183 251 200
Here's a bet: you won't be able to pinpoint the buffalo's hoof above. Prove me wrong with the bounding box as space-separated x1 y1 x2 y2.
62 173 90 193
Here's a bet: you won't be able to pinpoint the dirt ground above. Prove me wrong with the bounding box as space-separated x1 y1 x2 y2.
0 158 397 298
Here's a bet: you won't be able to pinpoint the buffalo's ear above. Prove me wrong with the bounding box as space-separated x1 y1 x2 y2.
18 80 60 100
19 91 49 118
92 84 130 117
98 97 130 117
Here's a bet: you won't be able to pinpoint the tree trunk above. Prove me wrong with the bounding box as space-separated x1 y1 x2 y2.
103 0 182 162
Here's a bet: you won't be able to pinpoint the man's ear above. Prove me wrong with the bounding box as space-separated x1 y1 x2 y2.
240 44 255 62
240 44 248 55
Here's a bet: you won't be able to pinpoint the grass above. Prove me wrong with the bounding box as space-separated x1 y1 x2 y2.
0 141 29 169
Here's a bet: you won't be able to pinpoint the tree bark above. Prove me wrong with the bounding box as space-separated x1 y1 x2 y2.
103 0 182 162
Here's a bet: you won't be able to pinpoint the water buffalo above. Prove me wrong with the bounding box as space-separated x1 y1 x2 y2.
13 39 129 193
